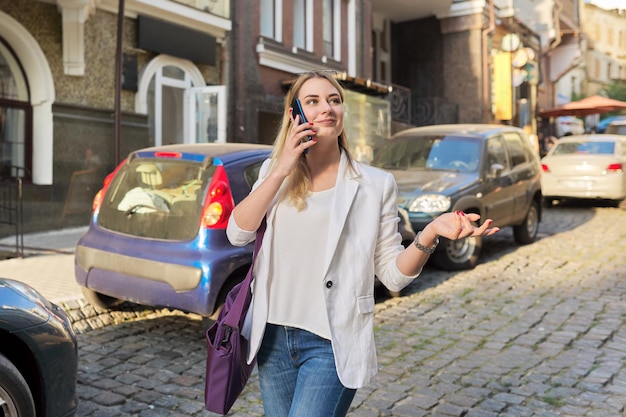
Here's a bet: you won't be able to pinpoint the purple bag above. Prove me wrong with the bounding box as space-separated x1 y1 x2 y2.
204 222 265 415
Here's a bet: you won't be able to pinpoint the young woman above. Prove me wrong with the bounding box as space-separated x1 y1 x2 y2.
226 71 499 417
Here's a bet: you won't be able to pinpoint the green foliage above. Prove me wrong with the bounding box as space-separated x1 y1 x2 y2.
604 80 626 101
600 81 626 120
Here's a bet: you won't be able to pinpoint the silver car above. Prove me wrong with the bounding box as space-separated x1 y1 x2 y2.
605 120 626 135
541 134 626 205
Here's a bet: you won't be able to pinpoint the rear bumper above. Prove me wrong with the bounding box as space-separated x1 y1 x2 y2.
76 245 203 292
74 224 254 316
542 175 626 200
75 245 243 316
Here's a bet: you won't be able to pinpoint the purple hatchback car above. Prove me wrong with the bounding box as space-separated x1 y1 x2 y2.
75 143 272 323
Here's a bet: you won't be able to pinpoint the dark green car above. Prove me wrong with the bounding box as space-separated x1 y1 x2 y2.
371 124 542 271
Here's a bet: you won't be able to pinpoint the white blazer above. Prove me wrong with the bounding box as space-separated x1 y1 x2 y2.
226 151 420 389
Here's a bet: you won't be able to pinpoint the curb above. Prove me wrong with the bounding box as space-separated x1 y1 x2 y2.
56 297 195 334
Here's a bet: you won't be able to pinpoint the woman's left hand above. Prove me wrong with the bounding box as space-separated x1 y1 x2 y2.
428 211 500 241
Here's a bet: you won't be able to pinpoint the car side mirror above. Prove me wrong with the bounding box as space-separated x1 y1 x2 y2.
489 163 505 178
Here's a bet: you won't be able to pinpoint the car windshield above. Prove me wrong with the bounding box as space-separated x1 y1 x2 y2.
552 141 615 155
371 135 482 172
97 157 215 240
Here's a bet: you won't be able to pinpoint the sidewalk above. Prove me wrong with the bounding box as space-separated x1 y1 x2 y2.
0 227 88 303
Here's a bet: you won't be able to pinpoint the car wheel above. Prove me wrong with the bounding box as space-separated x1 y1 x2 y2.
431 235 482 271
514 200 540 244
0 353 36 417
81 287 123 309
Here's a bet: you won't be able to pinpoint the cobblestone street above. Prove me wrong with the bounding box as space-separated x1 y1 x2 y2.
74 203 626 417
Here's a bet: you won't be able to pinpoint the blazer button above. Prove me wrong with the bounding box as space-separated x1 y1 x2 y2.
325 281 333 288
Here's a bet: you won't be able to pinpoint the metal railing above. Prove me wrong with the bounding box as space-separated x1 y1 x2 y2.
0 166 25 258
412 96 459 126
389 85 459 127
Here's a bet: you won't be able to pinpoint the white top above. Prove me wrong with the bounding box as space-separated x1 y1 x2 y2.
267 187 334 339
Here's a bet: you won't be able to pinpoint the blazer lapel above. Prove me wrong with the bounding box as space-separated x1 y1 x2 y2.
322 152 360 277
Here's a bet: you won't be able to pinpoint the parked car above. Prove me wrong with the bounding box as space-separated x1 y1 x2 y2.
0 278 78 417
596 115 626 133
541 134 626 206
605 120 626 135
75 143 273 325
555 116 585 137
370 124 542 271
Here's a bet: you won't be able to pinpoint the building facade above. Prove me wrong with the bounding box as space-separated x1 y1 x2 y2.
4 0 615 237
580 3 626 95
0 0 229 232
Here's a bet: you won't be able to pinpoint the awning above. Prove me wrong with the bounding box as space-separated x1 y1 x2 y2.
539 95 626 118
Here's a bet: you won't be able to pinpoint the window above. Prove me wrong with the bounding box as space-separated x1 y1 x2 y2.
323 0 339 59
294 0 306 49
99 157 215 240
503 133 527 168
0 40 30 178
553 141 615 155
487 136 508 170
260 0 278 40
147 66 194 146
293 0 312 51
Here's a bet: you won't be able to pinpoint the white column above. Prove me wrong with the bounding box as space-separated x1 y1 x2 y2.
57 0 97 76
31 102 54 185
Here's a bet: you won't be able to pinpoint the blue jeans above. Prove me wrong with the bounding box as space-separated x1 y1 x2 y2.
257 324 357 417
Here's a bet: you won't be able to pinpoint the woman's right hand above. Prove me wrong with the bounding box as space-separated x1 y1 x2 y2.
272 115 317 178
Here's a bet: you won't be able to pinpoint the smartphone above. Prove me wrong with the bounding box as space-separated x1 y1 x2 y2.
291 98 313 153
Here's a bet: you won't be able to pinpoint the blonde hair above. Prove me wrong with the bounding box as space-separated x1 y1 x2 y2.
270 71 354 210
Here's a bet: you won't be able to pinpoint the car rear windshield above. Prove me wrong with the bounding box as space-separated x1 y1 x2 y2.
371 135 482 172
97 157 216 240
552 141 615 155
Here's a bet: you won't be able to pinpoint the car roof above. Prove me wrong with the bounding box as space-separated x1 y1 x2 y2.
391 124 524 140
128 143 273 164
554 134 626 143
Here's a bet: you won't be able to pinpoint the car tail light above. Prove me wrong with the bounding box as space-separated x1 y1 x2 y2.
607 163 623 172
541 164 550 173
201 165 234 229
92 159 127 213
154 151 183 159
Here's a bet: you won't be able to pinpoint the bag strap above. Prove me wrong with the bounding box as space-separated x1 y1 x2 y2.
223 218 266 328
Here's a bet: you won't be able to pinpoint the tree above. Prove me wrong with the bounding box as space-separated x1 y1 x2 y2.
600 80 626 119
603 80 626 101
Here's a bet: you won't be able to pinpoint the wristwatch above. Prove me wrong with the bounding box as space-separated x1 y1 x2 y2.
413 231 439 254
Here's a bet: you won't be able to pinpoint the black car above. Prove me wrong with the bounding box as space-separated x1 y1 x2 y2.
0 278 78 417
371 124 542 271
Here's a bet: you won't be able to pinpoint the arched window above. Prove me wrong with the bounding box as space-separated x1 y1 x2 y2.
0 39 31 178
137 55 227 146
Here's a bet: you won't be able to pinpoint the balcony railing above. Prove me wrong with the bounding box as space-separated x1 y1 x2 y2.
413 97 459 126
171 0 230 19
389 85 459 127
